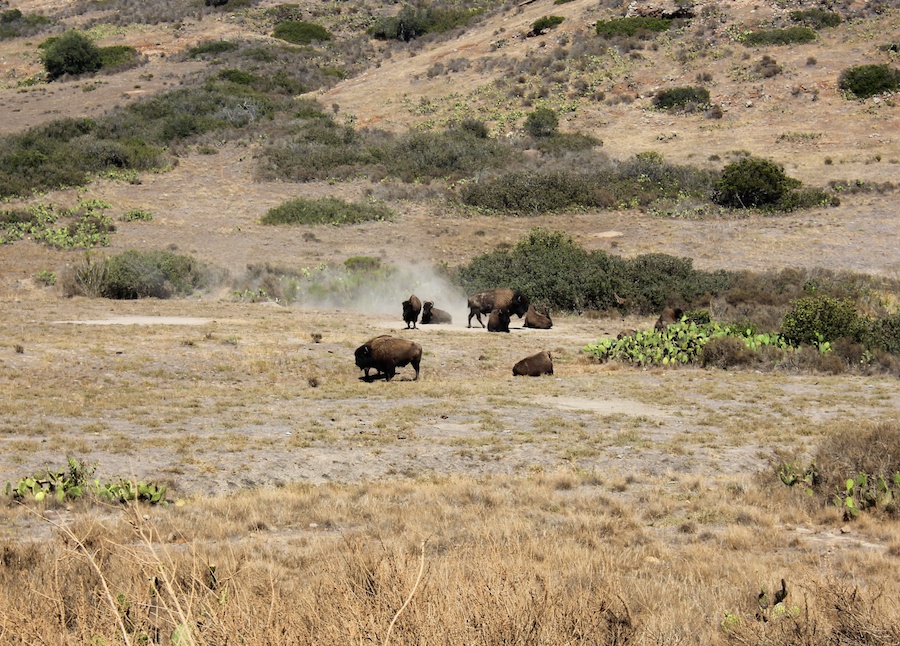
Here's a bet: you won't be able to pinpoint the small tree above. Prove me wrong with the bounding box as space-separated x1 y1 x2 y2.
42 31 102 81
713 157 799 209
524 107 559 138
838 64 900 99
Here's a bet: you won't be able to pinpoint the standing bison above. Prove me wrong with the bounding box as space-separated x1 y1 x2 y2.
467 288 529 328
355 335 422 381
513 351 554 377
421 301 452 324
487 308 511 333
402 294 422 329
523 305 552 329
654 307 684 331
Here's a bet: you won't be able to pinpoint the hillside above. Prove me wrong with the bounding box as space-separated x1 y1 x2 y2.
0 3 899 643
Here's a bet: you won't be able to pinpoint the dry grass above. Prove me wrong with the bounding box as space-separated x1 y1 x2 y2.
1 473 899 644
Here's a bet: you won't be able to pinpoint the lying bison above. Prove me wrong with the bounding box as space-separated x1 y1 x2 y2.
402 294 422 329
654 307 684 331
513 350 553 377
617 329 636 340
355 335 422 381
467 288 529 328
421 301 452 324
487 307 511 333
523 305 552 329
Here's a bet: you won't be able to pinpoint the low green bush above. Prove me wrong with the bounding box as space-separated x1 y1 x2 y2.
261 197 394 226
531 15 564 35
186 39 239 58
272 21 332 45
743 26 816 47
524 107 559 138
99 45 142 73
867 313 900 354
653 86 710 112
713 157 801 209
595 17 671 38
534 132 601 155
41 30 102 80
102 249 211 299
789 8 842 29
457 228 732 313
838 64 900 99
370 4 482 41
0 8 51 40
780 296 863 347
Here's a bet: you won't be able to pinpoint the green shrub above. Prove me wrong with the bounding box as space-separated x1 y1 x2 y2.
653 86 710 112
535 132 601 155
98 45 142 73
370 5 481 41
102 250 211 299
838 64 900 99
531 15 564 35
375 127 512 181
186 40 239 58
261 197 394 226
0 8 51 40
41 31 102 80
272 21 332 45
713 157 800 209
460 171 602 214
524 107 559 138
457 229 733 314
595 17 671 38
780 296 863 346
789 8 842 29
866 313 900 354
743 26 816 47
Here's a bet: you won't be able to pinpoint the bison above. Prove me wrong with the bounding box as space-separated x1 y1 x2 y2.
402 294 422 329
523 305 552 329
654 307 684 331
467 288 529 328
617 329 636 340
421 301 452 324
355 335 422 381
513 350 554 377
487 307 511 333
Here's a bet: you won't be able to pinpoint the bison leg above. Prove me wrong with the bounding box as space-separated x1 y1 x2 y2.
411 358 420 381
468 310 485 328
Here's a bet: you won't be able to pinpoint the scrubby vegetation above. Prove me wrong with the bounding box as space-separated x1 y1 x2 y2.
60 249 212 299
41 31 103 80
781 421 900 520
838 64 900 99
261 197 394 226
530 15 564 36
742 26 817 47
0 200 114 248
272 20 332 45
653 86 711 112
713 157 831 212
0 7 51 39
789 8 842 29
369 2 485 42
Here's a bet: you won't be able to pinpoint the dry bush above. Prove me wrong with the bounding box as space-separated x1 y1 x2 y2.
815 420 900 506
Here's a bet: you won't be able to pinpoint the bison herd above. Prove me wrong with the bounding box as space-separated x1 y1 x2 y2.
354 287 682 382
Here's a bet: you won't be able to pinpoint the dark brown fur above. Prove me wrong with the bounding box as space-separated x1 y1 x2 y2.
487 308 510 333
617 329 636 340
513 351 554 377
355 335 422 381
654 307 684 331
467 288 529 328
421 301 452 324
402 294 422 329
522 305 552 329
